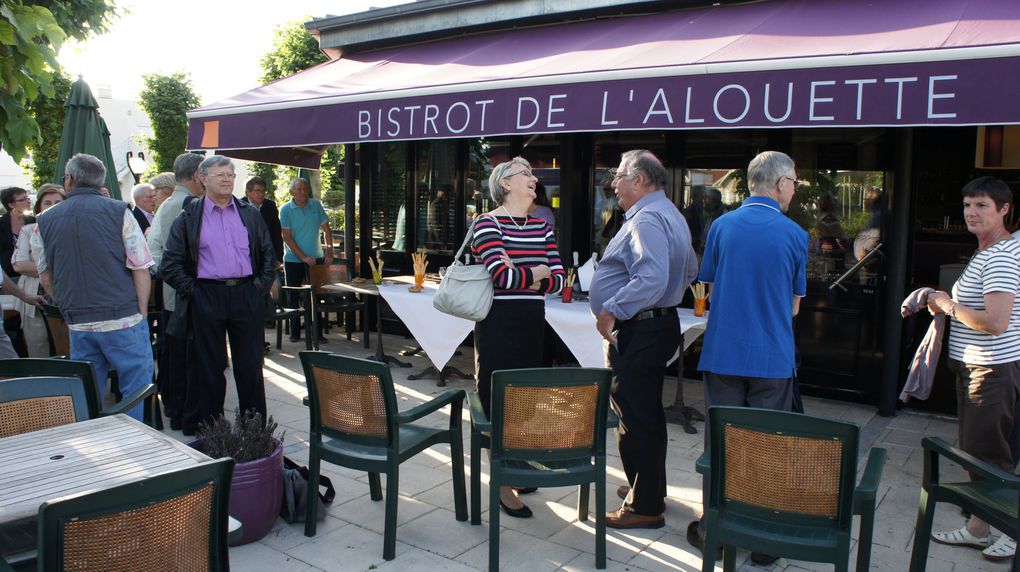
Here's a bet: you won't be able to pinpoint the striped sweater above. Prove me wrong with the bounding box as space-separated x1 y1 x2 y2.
471 214 565 299
948 237 1020 365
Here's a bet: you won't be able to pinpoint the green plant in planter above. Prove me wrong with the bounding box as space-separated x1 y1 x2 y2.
198 408 284 463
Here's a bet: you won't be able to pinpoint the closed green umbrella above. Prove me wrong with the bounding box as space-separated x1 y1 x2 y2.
53 78 121 200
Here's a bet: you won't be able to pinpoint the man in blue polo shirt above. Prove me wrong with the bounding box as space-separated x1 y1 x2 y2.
687 150 808 565
280 178 333 343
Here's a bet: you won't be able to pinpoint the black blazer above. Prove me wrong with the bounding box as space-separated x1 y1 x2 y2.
131 206 151 234
240 197 283 264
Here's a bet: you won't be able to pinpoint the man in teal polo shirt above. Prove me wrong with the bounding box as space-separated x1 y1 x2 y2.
687 150 808 565
280 178 333 343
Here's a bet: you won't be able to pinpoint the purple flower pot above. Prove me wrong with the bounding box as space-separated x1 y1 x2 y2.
189 438 284 545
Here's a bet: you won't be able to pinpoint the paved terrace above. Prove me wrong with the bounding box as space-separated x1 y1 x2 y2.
177 327 1006 572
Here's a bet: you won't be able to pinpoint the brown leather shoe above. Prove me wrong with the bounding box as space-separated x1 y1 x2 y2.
617 484 630 500
605 508 665 529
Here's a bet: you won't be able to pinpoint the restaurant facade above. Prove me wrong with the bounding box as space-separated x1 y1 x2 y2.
186 0 1020 416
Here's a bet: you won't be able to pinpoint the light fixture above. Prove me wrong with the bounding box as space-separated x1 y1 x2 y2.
126 151 147 184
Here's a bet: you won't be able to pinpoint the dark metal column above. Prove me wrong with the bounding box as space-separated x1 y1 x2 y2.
879 128 914 416
343 144 356 266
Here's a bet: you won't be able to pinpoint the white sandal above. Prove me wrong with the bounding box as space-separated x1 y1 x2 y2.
932 526 993 549
983 535 1016 561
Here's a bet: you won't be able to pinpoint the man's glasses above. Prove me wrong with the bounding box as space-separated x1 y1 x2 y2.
207 173 237 181
608 168 633 180
777 175 798 188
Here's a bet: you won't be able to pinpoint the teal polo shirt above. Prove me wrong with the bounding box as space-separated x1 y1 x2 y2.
697 195 808 379
280 198 328 263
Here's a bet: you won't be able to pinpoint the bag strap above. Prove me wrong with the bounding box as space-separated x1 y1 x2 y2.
454 214 498 264
284 456 337 504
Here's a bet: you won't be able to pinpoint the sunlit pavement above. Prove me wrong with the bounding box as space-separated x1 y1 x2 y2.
160 326 1003 571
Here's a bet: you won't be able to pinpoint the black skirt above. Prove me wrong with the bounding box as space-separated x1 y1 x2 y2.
474 298 545 417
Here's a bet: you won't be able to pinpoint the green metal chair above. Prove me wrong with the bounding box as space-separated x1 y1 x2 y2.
909 436 1020 572
701 406 886 572
0 376 94 438
468 367 613 571
0 358 157 425
266 285 313 350
299 351 467 560
0 458 235 572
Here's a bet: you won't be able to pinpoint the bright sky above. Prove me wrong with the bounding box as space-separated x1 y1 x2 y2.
57 0 410 105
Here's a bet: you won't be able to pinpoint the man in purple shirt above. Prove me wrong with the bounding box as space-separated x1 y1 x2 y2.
160 156 277 433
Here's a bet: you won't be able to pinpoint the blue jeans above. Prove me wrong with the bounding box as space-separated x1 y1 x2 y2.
70 319 153 420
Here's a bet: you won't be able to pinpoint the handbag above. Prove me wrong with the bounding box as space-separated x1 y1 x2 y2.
280 456 336 524
433 216 495 321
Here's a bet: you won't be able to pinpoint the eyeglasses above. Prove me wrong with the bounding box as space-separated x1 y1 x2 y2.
608 167 634 180
13 197 30 203
777 175 798 188
207 173 237 181
503 168 533 179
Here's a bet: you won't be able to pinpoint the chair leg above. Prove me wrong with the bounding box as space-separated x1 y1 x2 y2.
577 484 589 522
305 453 322 537
722 545 736 572
369 472 383 501
276 321 283 349
451 431 468 522
856 505 876 572
702 519 719 572
383 468 398 560
489 473 501 572
470 430 482 525
595 476 606 569
362 306 370 349
149 394 163 430
908 488 935 572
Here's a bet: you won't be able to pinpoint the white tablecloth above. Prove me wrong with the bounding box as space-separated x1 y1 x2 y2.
544 299 708 368
375 282 473 371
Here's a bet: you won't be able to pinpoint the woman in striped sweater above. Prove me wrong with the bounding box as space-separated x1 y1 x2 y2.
473 156 565 518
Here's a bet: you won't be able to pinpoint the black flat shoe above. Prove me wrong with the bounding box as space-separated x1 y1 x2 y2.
499 500 533 518
513 487 538 494
288 336 301 343
750 552 779 565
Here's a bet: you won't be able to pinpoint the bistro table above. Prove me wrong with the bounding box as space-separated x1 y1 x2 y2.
544 299 709 433
0 415 241 565
374 279 474 386
322 280 412 368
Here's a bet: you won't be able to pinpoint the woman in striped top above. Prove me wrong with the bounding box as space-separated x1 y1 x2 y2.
927 177 1020 561
473 156 565 519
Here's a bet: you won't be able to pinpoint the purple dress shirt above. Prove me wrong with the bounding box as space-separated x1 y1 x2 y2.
197 198 253 279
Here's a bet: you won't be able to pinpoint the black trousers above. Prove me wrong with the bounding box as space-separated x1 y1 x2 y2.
284 260 322 337
183 280 267 430
607 313 681 516
474 299 544 418
159 310 189 420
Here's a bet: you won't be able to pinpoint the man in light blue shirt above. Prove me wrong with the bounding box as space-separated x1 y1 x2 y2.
279 178 333 343
590 149 698 530
688 150 808 564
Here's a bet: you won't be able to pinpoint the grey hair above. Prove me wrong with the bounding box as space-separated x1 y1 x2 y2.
747 151 795 195
198 155 234 176
65 153 106 189
147 172 176 191
487 156 531 205
620 149 669 189
173 153 204 183
131 183 154 202
289 178 309 193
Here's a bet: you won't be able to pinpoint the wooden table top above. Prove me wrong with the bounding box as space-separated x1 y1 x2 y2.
0 415 211 525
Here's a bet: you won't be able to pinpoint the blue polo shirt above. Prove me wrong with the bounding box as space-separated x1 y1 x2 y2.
697 195 807 379
279 198 328 263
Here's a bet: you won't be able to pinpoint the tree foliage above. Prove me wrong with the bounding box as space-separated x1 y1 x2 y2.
25 69 70 187
138 72 200 173
254 20 342 204
0 0 115 162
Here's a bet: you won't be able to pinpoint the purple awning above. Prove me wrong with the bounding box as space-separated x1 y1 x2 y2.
188 0 1020 168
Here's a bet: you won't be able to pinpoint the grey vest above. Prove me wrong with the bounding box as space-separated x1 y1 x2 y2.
37 188 139 324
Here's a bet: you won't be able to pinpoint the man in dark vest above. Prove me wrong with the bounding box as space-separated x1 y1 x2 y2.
33 153 155 420
160 155 276 432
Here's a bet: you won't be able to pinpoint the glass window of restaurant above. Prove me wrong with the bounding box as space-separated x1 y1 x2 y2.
467 137 512 224
371 141 409 254
676 128 891 402
414 140 459 255
520 134 562 234
591 133 667 257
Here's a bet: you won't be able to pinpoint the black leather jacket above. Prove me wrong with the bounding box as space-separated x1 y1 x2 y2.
160 196 276 337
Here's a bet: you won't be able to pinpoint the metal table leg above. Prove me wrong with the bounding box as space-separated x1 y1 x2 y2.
365 297 411 367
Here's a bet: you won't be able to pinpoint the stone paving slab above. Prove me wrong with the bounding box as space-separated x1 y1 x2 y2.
154 327 1013 571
